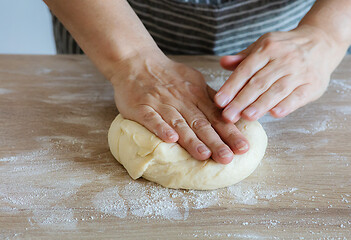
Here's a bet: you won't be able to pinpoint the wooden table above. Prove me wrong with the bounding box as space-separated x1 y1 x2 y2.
0 55 350 239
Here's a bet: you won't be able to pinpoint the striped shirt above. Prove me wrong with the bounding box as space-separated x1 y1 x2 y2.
52 0 350 55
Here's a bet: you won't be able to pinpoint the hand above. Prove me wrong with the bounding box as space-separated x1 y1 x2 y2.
214 25 343 122
110 50 250 164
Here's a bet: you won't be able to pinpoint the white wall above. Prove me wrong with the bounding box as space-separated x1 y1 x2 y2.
0 0 56 54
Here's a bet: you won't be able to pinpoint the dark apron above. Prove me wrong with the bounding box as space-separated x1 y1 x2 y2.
53 0 351 55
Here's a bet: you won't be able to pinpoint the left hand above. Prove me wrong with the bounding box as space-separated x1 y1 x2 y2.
214 25 343 122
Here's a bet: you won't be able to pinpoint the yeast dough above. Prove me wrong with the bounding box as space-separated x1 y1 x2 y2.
108 114 267 190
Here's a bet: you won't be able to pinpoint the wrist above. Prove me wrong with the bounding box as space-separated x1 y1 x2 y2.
294 24 348 71
104 43 167 81
108 46 170 85
296 23 349 55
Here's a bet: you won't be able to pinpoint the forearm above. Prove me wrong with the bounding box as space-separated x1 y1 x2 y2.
44 0 162 80
298 0 351 53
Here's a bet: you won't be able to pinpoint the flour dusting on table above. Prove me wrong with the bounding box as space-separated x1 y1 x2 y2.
1 62 351 238
91 179 298 221
0 88 13 95
0 140 299 226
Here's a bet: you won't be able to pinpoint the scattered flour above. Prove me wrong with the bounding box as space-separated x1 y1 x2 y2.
47 92 111 103
331 79 351 93
261 115 334 138
81 73 93 78
191 230 264 239
92 179 299 221
36 68 53 75
0 149 50 163
0 88 13 95
92 187 127 218
31 207 78 230
322 105 351 116
0 138 98 231
308 117 332 135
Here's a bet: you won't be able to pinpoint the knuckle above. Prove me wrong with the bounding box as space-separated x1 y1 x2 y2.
227 129 243 140
140 93 155 103
262 38 274 48
141 109 158 121
271 81 289 94
222 122 241 136
148 86 162 98
235 64 250 77
261 35 278 51
158 103 175 113
249 77 269 91
143 86 171 103
155 122 166 132
295 89 308 100
171 118 187 128
263 32 276 39
168 87 182 100
191 118 211 130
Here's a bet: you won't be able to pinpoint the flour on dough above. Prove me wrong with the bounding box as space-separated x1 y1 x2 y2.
108 114 267 190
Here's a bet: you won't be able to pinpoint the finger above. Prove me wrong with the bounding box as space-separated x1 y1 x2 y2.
220 55 246 71
214 52 270 108
206 85 217 101
222 60 287 122
179 103 234 164
158 104 212 161
134 105 179 143
270 84 315 118
241 76 299 121
198 98 250 156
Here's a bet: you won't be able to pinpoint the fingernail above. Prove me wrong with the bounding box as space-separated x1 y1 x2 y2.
218 148 233 158
166 130 176 139
216 92 230 107
245 108 256 118
235 140 249 151
223 107 237 122
197 145 211 155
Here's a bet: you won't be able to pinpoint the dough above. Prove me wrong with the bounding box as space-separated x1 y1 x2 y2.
108 114 267 190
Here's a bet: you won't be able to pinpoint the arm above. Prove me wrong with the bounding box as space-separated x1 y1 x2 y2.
300 0 351 56
215 0 351 122
44 0 160 79
44 0 250 163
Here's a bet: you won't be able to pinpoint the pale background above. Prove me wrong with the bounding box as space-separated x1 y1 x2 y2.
0 0 56 54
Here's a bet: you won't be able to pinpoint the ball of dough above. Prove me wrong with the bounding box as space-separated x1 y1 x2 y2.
108 114 267 190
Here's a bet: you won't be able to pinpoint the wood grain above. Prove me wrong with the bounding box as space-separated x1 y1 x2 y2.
0 55 350 239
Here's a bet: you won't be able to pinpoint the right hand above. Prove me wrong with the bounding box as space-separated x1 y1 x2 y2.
110 50 250 164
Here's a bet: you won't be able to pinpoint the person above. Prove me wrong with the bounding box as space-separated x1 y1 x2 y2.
44 0 351 164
